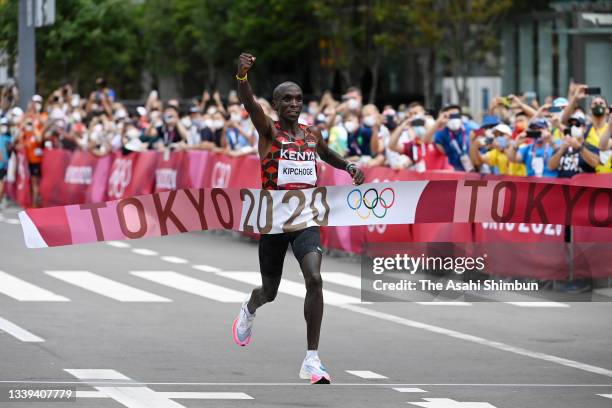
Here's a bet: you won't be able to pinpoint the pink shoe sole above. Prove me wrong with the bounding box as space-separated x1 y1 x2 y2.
310 374 331 384
232 316 251 346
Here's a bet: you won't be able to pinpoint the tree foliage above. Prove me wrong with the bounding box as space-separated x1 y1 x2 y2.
0 0 518 103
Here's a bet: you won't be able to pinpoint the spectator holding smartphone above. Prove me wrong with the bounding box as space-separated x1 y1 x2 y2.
508 118 559 178
470 123 512 175
427 105 476 171
548 114 595 178
562 85 609 148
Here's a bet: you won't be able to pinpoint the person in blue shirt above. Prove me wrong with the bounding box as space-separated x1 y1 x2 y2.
429 105 477 171
508 118 559 178
0 117 12 208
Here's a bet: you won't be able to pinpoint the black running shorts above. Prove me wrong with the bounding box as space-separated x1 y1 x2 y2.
259 226 322 278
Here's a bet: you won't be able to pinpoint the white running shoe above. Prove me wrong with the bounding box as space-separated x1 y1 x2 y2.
232 299 255 346
299 356 331 384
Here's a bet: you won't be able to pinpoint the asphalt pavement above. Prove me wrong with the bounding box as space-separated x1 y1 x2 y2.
0 205 611 408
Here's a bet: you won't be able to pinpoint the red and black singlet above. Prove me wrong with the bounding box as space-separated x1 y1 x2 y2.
260 122 318 190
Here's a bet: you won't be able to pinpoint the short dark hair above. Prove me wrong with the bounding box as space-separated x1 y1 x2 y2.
272 81 302 102
441 104 461 114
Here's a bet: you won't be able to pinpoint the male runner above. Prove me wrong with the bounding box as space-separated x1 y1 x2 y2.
232 53 364 384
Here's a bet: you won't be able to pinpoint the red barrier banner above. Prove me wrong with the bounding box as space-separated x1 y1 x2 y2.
40 149 71 206
63 151 99 204
7 150 33 208
106 151 157 200
88 154 112 203
155 151 191 193
186 151 210 188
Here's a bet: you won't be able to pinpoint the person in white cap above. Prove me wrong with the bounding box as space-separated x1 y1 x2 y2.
469 123 512 175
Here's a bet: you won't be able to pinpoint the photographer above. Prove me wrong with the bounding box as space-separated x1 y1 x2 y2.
507 119 559 178
388 116 430 171
470 123 512 175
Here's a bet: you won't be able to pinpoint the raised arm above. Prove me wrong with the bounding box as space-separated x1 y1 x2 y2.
236 53 272 141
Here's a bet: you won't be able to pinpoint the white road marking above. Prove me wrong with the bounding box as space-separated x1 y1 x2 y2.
406 398 497 407
321 272 362 289
345 370 388 379
505 302 569 308
393 388 427 392
0 271 69 301
1 380 611 387
160 256 188 264
336 303 612 379
106 241 130 248
131 271 246 302
66 369 253 405
414 302 472 306
132 248 159 256
76 391 252 399
598 394 612 399
4 218 20 224
217 271 364 304
0 316 44 342
192 264 222 273
46 271 171 302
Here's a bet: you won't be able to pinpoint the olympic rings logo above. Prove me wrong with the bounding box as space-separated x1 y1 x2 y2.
346 187 395 219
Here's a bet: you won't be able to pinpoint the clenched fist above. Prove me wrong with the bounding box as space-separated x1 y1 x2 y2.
237 53 256 77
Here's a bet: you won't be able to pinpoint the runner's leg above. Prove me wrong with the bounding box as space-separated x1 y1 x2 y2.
247 233 287 314
299 251 323 350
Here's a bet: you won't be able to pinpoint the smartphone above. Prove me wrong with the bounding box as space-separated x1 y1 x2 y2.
500 97 511 107
448 113 462 120
585 87 601 95
411 118 425 127
549 106 562 113
526 130 542 139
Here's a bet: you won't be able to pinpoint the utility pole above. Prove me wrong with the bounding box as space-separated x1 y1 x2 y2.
18 0 36 110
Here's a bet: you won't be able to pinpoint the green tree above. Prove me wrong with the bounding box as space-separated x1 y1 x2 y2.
0 0 145 98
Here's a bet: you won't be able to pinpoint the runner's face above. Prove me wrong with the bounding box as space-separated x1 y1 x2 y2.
276 87 303 121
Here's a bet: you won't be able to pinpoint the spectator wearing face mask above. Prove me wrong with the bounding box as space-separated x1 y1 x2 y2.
388 116 430 171
508 119 559 178
0 117 11 209
548 114 595 178
20 118 43 206
347 104 383 165
470 123 512 175
144 105 188 150
342 86 362 114
426 105 476 171
562 85 609 149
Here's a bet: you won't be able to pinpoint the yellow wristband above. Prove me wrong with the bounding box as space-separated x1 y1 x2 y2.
236 73 248 81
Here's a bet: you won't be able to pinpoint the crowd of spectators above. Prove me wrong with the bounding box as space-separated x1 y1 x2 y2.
0 78 610 209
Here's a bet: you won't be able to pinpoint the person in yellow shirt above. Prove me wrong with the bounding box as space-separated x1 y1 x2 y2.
562 85 609 148
469 123 512 175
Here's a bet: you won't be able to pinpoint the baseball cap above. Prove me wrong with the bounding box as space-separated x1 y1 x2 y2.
529 118 549 129
493 123 512 136
32 94 43 103
480 115 500 129
569 114 586 126
552 97 569 108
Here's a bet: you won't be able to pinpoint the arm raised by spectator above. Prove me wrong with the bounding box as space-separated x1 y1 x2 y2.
423 111 447 144
388 118 410 154
561 84 586 126
508 94 537 118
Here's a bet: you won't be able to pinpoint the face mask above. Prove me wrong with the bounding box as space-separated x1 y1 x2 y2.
126 128 141 139
308 106 318 116
230 113 241 123
447 118 462 132
203 119 213 128
592 105 606 117
0 125 7 134
344 121 358 133
397 112 406 121
164 114 174 123
425 117 436 129
413 126 426 138
321 129 329 140
212 120 224 130
206 107 217 115
316 113 326 122
571 126 583 138
93 124 103 134
495 136 508 149
181 117 192 128
347 98 360 111
34 102 42 112
363 115 376 127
